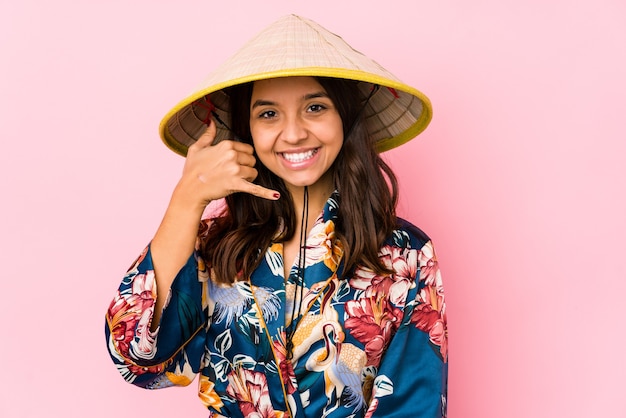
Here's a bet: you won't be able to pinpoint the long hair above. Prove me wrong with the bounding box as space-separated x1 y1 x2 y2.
201 77 398 283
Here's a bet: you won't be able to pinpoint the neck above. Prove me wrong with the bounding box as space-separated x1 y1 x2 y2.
287 174 334 231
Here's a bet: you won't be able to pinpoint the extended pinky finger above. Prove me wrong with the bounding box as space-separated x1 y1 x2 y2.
242 181 280 200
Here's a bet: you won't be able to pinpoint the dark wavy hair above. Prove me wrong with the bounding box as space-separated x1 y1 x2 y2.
201 77 398 283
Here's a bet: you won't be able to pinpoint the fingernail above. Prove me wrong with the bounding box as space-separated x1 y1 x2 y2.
273 192 280 199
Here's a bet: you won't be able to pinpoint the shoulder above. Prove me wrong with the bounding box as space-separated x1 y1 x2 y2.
385 217 432 251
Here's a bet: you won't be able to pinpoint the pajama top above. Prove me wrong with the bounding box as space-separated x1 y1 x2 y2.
105 193 448 417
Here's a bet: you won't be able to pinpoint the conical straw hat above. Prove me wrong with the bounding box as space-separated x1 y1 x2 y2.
160 14 432 156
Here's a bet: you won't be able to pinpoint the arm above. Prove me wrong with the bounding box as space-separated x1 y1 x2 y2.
368 239 448 418
150 121 279 326
105 121 279 388
104 244 207 388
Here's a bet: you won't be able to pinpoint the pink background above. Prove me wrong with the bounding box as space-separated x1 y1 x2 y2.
1 0 625 416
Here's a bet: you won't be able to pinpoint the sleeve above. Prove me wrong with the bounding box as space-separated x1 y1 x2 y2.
368 238 448 418
104 243 209 389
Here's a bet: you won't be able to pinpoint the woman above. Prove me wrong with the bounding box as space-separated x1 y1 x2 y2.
105 15 448 418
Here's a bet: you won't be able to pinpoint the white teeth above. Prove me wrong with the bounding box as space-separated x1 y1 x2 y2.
282 149 318 163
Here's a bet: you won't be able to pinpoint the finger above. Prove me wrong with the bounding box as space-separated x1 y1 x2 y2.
235 165 259 183
238 180 281 201
190 119 217 151
229 140 255 155
235 152 257 168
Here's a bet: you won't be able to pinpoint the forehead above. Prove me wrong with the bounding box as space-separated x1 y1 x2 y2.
251 76 326 98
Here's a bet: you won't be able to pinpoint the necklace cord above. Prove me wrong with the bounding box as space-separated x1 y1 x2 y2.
286 186 308 359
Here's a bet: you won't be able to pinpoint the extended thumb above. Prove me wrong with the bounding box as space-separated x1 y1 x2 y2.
194 119 217 147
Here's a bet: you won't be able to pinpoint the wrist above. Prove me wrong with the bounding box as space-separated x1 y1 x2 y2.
169 180 209 219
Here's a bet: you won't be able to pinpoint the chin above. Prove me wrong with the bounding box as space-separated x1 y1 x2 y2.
282 175 323 189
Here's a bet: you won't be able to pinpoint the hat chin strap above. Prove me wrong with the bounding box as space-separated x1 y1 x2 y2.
286 185 308 360
344 84 380 139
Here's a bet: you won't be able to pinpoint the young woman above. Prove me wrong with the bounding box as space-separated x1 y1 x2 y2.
105 15 448 418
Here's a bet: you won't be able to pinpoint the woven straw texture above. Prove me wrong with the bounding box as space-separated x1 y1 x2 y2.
160 15 432 156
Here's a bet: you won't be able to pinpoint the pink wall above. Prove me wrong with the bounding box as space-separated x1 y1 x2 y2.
1 0 625 416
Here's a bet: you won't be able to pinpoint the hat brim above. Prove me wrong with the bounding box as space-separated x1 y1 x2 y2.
159 68 432 156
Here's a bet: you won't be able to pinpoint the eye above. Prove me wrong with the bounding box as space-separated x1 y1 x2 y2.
307 103 327 113
258 110 277 119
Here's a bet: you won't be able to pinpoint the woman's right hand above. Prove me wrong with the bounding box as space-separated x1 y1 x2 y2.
149 120 279 328
174 120 280 210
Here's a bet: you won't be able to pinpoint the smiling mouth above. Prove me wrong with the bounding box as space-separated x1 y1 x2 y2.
281 148 319 163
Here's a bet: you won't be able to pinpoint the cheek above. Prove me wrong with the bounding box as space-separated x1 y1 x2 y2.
251 134 276 168
328 119 344 148
250 128 269 152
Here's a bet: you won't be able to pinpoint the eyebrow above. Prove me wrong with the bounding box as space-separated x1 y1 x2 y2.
250 91 330 109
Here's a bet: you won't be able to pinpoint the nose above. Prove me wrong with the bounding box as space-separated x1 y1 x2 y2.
279 114 308 144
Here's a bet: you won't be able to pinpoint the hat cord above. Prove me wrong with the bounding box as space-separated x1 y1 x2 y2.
344 84 380 140
286 185 308 360
193 97 235 135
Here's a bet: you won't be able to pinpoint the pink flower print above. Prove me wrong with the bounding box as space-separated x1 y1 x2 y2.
226 367 277 418
272 332 298 395
108 297 137 358
364 398 379 418
367 275 412 308
411 284 448 361
379 245 417 283
351 245 416 307
418 241 444 293
344 296 403 367
107 271 156 360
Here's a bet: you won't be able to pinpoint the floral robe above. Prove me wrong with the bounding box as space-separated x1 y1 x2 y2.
105 193 448 417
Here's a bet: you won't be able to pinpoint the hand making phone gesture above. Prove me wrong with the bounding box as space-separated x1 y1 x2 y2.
149 120 279 324
180 119 280 206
